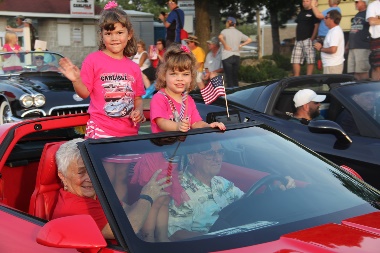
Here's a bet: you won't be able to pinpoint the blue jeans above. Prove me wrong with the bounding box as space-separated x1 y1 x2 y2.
222 55 240 88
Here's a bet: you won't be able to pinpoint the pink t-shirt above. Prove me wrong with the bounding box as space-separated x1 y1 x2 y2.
81 51 145 137
3 43 22 52
150 89 203 133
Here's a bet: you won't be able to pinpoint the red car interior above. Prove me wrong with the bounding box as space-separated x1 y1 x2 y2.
29 141 65 220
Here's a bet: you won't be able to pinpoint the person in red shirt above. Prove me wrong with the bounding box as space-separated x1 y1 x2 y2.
52 138 171 240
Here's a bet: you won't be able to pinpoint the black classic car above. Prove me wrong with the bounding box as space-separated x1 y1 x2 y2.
0 51 89 124
192 74 380 190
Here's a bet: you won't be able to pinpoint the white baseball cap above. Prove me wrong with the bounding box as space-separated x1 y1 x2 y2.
293 89 326 108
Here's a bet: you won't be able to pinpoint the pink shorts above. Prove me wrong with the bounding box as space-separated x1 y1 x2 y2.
85 120 115 139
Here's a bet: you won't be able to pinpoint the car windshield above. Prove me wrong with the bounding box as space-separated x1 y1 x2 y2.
0 51 62 74
83 123 380 251
337 82 380 127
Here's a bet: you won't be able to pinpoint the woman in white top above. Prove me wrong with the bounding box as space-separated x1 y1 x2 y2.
133 40 155 88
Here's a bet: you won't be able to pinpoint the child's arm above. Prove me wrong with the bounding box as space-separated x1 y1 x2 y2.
156 118 190 132
59 58 90 98
131 96 145 124
192 120 226 131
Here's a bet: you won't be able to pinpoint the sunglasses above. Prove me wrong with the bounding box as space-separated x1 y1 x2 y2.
324 16 331 20
199 149 225 160
35 56 44 60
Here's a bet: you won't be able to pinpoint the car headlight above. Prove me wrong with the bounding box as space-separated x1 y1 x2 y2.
34 94 46 107
20 94 34 108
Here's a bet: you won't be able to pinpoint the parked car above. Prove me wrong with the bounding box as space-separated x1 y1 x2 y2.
191 74 380 190
0 51 89 124
1 113 380 252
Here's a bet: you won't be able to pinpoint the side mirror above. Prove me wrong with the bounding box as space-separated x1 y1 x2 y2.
37 215 107 253
308 120 352 149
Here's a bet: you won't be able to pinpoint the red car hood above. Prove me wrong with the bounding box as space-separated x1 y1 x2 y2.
213 212 380 253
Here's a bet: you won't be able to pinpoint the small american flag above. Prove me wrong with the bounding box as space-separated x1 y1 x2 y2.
200 75 226 105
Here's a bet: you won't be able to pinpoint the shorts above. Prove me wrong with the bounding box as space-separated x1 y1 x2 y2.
291 38 315 64
85 120 115 139
323 64 343 74
370 37 380 67
142 66 156 81
347 49 371 73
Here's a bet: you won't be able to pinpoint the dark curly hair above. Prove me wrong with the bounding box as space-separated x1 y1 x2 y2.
98 7 137 57
155 43 197 92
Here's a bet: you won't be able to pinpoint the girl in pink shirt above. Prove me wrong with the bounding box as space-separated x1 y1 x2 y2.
131 44 225 242
151 44 226 133
2 32 24 73
59 2 146 139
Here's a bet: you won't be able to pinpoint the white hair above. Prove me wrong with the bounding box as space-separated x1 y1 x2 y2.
56 138 84 175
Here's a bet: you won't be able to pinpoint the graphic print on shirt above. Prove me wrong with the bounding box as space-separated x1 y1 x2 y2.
101 73 135 118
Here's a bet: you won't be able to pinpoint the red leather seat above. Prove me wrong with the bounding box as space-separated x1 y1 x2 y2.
29 141 66 220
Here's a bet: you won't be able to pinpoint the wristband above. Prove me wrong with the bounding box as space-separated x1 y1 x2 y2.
139 194 153 206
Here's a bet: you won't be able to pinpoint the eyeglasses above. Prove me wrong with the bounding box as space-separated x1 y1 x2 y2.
199 149 225 160
324 16 331 20
35 56 44 60
156 42 162 45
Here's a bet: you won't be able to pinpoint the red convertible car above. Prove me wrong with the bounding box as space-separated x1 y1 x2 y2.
0 113 380 252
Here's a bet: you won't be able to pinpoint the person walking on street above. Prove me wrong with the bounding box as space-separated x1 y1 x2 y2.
159 0 184 48
218 17 252 88
291 0 320 76
366 0 380 80
314 10 345 74
346 0 371 80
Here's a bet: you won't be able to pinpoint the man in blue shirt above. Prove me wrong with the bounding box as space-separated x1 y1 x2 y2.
159 0 184 48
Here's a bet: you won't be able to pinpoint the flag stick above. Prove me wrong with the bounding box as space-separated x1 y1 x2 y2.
185 90 188 119
222 76 230 118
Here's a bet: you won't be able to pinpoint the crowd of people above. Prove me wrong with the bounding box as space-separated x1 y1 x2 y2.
292 0 380 80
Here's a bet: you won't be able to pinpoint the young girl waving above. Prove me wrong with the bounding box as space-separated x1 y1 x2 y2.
151 44 226 133
59 1 146 139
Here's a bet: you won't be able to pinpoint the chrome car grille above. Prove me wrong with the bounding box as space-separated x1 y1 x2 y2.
50 105 89 116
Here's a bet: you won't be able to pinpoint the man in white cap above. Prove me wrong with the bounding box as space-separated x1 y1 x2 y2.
289 89 326 124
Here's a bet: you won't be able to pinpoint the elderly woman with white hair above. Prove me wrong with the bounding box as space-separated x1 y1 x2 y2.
52 138 171 239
